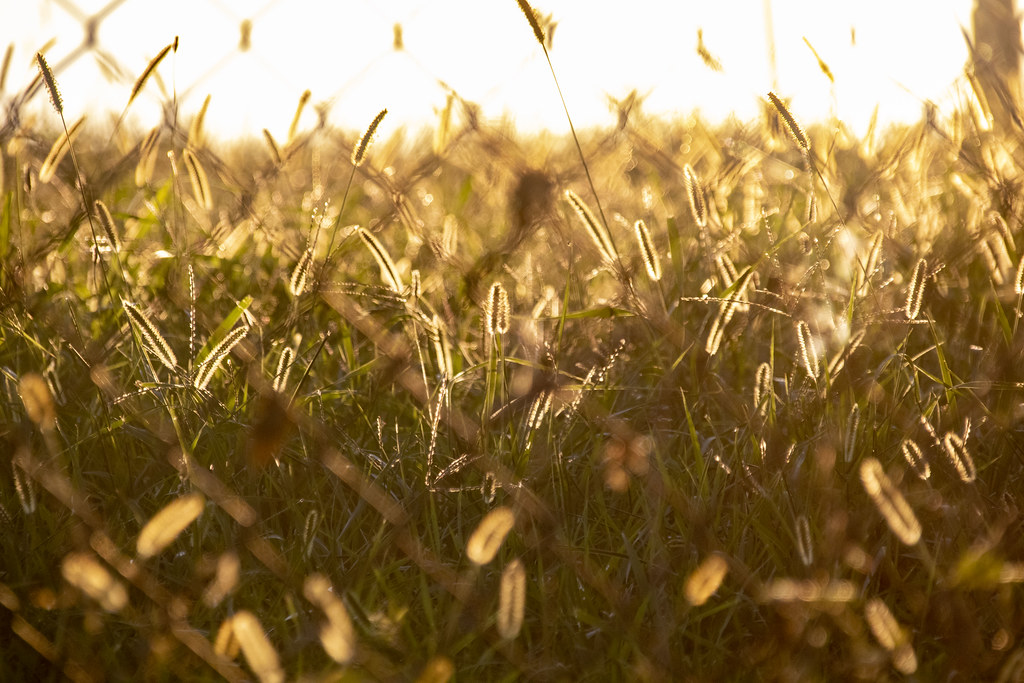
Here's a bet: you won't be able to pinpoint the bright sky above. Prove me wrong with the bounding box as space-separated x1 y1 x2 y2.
1 0 977 140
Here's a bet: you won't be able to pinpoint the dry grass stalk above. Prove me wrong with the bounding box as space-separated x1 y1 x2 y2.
497 558 527 639
466 506 516 566
795 515 813 566
193 326 248 391
182 148 212 210
515 0 547 46
1 44 13 93
262 129 282 165
136 493 205 559
767 91 810 154
684 164 707 229
565 189 617 264
485 282 511 336
136 126 161 187
352 108 387 167
905 258 927 319
287 89 311 145
827 328 866 377
856 231 884 297
94 200 121 253
684 553 729 606
303 573 357 664
434 92 455 156
19 373 56 429
942 432 977 482
39 115 85 183
358 227 403 293
409 269 421 304
864 597 918 674
696 29 723 72
61 552 128 612
633 219 662 281
901 438 931 480
918 413 942 449
705 268 752 355
188 94 211 149
431 315 454 379
122 300 177 371
231 610 285 683
1016 252 1024 295
859 457 922 545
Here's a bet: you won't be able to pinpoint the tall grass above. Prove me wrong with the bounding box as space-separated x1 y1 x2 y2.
4 10 1024 682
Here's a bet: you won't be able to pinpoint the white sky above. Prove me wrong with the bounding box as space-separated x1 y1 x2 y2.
1 0 977 140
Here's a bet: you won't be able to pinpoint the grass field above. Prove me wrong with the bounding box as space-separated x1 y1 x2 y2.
4 15 1024 681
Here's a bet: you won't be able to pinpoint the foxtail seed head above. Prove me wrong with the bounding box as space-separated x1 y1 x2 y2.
633 219 662 281
61 552 128 612
122 300 177 371
231 611 285 683
941 431 977 483
94 200 121 252
515 0 547 47
684 553 729 606
565 189 617 264
901 438 930 480
128 42 174 109
859 457 922 546
767 91 810 154
485 282 511 336
358 227 403 293
35 52 62 115
193 326 248 391
289 248 313 296
136 493 205 559
19 373 56 429
466 506 515 566
497 558 527 639
905 258 927 320
352 108 387 167
683 164 707 229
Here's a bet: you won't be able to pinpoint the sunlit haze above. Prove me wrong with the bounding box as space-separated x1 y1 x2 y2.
3 0 976 140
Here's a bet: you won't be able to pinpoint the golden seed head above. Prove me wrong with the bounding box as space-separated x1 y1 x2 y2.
35 52 62 115
19 373 56 429
683 164 707 229
466 506 516 566
137 493 205 559
684 553 729 606
859 457 922 546
767 91 810 153
497 558 527 639
905 258 927 320
485 281 511 336
352 108 387 167
515 0 547 47
633 219 662 281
